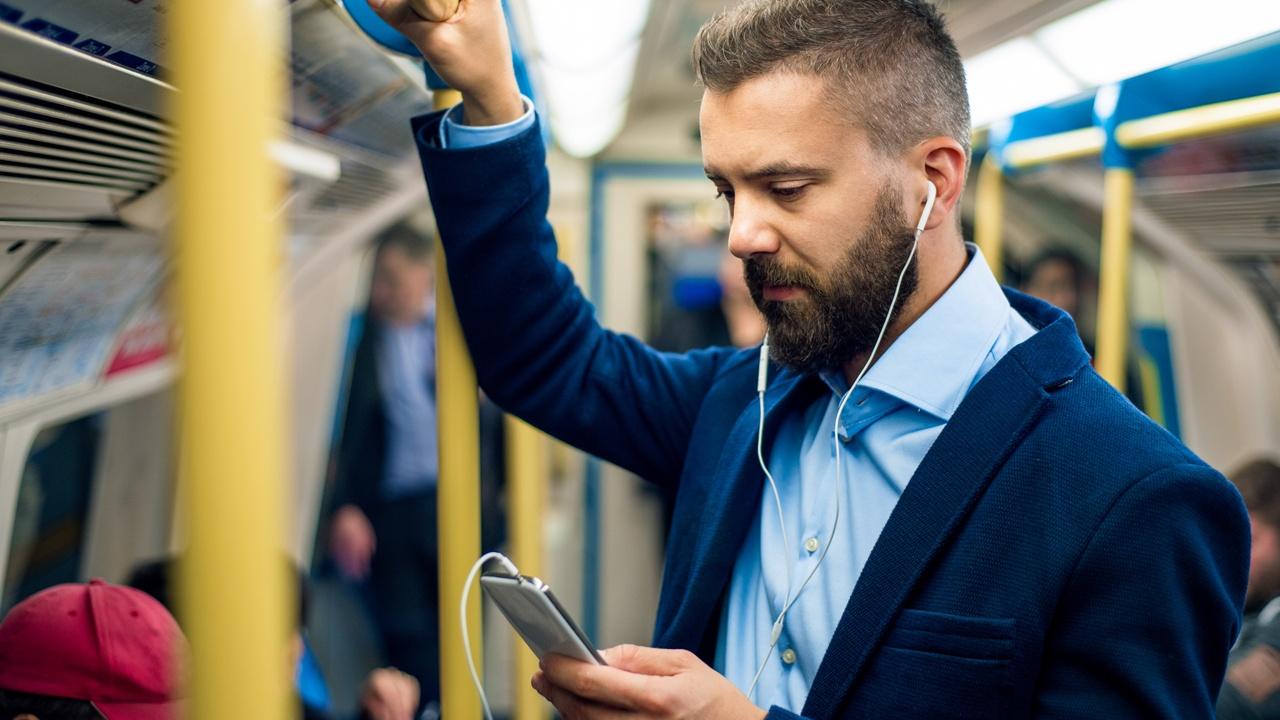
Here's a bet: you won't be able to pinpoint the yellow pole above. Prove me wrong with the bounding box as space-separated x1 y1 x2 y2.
506 415 547 720
1096 168 1135 393
432 86 484 720
974 153 1005 284
170 1 291 719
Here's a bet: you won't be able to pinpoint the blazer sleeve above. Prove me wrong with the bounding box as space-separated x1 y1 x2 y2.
1034 463 1250 718
411 110 734 484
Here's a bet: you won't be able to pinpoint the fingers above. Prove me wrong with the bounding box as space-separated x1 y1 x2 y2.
600 644 695 676
532 671 639 720
539 654 664 712
406 0 460 22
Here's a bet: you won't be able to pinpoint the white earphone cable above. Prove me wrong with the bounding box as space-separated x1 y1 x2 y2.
747 185 931 702
461 552 519 720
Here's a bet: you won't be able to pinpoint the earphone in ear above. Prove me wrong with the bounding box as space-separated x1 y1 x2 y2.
916 180 937 234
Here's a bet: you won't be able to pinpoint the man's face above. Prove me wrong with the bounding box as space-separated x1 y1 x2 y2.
370 245 432 327
700 72 919 373
1248 513 1280 611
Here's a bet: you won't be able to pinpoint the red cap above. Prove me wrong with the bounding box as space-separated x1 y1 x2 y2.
0 579 186 720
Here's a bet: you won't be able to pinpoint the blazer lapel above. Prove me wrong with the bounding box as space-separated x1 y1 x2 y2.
801 355 1052 719
655 368 822 654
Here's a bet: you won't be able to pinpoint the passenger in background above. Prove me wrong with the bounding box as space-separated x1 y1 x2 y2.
328 225 442 710
0 580 184 720
325 224 505 714
1219 458 1280 720
719 251 767 348
126 558 419 720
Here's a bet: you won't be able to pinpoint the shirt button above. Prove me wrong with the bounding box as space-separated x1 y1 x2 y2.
804 537 820 553
781 648 797 665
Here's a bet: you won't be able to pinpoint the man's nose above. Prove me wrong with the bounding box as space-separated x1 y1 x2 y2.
726 202 781 260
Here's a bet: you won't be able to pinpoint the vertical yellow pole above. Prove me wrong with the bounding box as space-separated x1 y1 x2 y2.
974 153 1005 284
170 1 291 719
433 87 484 720
506 416 547 720
1096 168 1135 393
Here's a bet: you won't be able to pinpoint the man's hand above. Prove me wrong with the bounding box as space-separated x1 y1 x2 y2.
532 644 768 720
367 0 524 126
330 504 376 581
360 667 420 720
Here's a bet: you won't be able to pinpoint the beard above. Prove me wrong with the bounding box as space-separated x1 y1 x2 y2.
744 185 919 375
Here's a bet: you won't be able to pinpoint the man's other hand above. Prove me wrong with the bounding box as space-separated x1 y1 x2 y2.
330 504 377 581
366 0 524 126
532 644 768 720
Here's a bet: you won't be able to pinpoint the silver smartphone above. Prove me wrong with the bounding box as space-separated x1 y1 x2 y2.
480 571 606 666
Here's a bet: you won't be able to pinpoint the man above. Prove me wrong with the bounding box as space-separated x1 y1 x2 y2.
0 580 185 719
371 0 1249 717
1218 458 1280 719
328 225 443 708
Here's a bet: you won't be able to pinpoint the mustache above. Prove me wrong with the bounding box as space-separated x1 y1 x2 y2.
743 256 820 294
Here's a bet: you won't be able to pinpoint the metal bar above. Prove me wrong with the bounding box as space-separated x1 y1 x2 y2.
432 86 484 720
1117 91 1280 149
170 1 291 719
506 415 547 720
974 153 1005 283
1096 168 1135 392
1002 127 1105 169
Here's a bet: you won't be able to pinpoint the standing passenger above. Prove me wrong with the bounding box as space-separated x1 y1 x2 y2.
327 225 442 710
372 0 1249 717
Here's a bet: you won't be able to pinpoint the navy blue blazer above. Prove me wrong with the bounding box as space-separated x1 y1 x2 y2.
412 111 1250 719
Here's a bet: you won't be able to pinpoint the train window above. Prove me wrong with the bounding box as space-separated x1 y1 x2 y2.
1 415 102 613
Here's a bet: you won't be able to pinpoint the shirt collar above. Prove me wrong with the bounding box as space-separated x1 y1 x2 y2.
820 244 1012 429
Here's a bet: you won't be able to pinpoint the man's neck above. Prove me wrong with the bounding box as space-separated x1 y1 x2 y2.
841 236 968 384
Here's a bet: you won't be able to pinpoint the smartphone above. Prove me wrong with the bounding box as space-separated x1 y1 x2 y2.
480 571 606 666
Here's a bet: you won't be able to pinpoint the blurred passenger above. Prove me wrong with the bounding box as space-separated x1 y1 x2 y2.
1021 247 1086 319
1219 458 1280 719
0 580 184 720
372 0 1248 717
328 224 441 709
719 250 767 348
126 558 419 720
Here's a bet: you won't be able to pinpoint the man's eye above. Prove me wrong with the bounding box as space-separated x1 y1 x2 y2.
772 184 808 199
714 190 735 202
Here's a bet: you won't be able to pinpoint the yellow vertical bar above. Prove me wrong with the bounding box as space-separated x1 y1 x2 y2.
170 1 291 719
1096 168 1135 392
506 415 547 720
432 87 483 720
974 153 1005 284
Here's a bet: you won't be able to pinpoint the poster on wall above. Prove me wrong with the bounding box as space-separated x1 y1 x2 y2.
0 240 162 406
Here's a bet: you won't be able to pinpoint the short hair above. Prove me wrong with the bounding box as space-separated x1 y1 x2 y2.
374 222 432 264
0 688 104 719
1232 458 1280 529
1023 246 1087 287
692 0 970 158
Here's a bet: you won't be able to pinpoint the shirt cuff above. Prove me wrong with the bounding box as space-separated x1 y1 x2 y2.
438 94 536 149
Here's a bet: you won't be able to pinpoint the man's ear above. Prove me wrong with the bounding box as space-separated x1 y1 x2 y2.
916 137 967 232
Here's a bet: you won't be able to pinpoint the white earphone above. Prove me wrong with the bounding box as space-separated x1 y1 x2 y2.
747 180 936 700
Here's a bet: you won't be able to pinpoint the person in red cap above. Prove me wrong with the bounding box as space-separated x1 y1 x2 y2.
0 579 185 720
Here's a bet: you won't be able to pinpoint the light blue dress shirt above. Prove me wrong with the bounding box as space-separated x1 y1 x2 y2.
376 310 439 499
432 102 1039 712
715 246 1038 711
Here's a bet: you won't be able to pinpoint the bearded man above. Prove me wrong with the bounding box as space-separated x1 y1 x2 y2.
372 0 1249 717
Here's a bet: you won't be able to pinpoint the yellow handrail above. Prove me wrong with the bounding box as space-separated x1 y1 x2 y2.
974 154 1005 283
1002 127 1105 169
1095 168 1135 392
1117 91 1280 149
432 86 485 720
171 1 291 718
506 415 547 720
